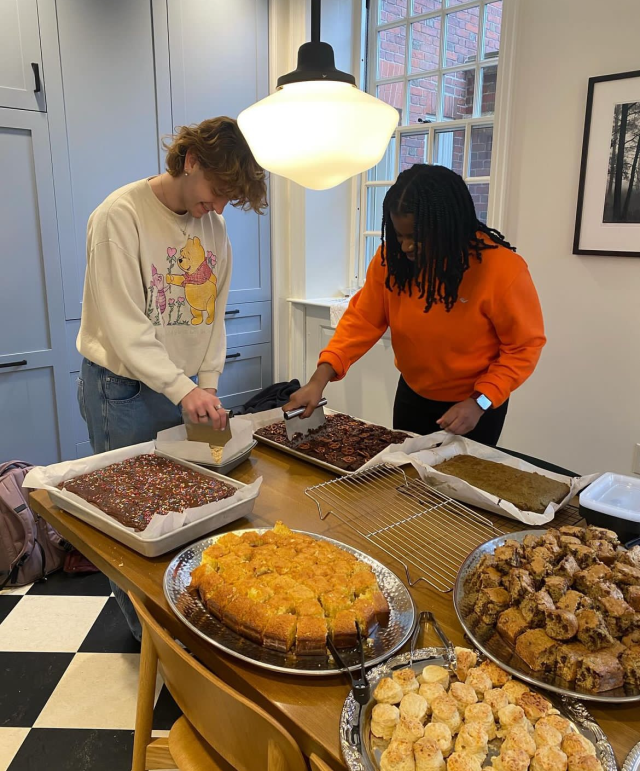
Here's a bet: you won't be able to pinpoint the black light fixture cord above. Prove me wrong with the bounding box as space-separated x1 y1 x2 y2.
311 0 321 43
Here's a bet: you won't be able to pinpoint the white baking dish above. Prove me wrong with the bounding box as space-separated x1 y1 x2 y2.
579 472 640 541
24 442 262 558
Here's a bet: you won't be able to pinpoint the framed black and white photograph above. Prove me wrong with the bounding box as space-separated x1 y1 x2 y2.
574 70 640 257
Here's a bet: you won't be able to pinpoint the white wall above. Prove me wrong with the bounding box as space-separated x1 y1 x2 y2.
499 0 640 475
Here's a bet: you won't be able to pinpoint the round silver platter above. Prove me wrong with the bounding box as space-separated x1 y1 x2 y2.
453 530 640 703
623 742 640 771
164 528 415 676
340 646 617 771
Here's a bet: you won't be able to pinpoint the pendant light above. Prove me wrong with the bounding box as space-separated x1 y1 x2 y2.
237 0 399 191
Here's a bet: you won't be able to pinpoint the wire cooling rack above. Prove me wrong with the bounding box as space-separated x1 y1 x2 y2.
305 464 503 593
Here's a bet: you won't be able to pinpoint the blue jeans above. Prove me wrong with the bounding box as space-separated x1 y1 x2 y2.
78 358 185 642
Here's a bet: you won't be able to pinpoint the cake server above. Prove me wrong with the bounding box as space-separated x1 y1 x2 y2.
283 398 328 442
182 409 234 452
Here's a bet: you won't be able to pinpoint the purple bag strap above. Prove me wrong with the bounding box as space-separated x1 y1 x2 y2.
0 461 31 478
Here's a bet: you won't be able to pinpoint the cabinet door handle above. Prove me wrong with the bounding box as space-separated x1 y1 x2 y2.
0 359 27 369
226 352 241 360
225 309 240 316
31 63 41 93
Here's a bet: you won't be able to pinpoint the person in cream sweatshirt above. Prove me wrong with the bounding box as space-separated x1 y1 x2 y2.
77 117 267 453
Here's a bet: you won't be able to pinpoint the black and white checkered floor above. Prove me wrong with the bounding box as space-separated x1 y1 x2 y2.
0 570 181 770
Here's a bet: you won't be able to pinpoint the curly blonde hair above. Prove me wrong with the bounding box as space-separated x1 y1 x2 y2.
164 117 267 214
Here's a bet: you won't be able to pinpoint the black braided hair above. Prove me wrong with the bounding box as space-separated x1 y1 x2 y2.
380 164 515 312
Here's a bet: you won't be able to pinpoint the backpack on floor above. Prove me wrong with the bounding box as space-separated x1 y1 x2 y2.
0 460 69 588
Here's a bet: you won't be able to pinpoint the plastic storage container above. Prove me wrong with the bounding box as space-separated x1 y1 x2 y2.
579 472 640 543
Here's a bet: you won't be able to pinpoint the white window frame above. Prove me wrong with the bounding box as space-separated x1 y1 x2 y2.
353 0 503 287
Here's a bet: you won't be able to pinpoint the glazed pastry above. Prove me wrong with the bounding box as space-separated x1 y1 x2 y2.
515 629 558 672
394 667 421 695
531 746 568 771
431 694 462 735
561 733 597 758
465 667 494 696
423 722 454 757
393 715 425 744
454 647 478 683
414 737 446 771
479 659 512 687
422 665 451 690
449 682 478 713
492 748 531 771
400 692 429 723
566 756 603 771
497 608 530 646
502 680 530 706
536 715 572 738
516 691 553 722
381 739 417 771
371 703 401 740
464 702 496 740
501 725 537 758
446 751 482 771
454 722 489 763
497 705 531 734
534 722 563 748
484 688 510 719
375 676 405 704
420 682 447 713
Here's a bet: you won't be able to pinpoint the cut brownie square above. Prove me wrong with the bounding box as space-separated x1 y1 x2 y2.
618 545 640 569
352 597 377 636
528 556 552 582
576 609 615 651
497 607 530 645
495 542 523 573
584 525 619 545
612 563 640 586
555 554 581 580
515 629 558 672
544 576 571 603
509 569 537 604
575 652 625 692
565 544 598 568
559 526 586 541
589 541 618 566
296 616 328 656
574 564 612 595
621 645 640 686
557 590 593 614
521 590 555 628
598 596 636 637
545 609 579 641
624 586 640 611
588 581 624 603
556 641 590 682
475 587 511 625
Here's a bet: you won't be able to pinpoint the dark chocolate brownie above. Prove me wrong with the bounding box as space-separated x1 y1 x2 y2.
61 454 236 531
255 413 409 471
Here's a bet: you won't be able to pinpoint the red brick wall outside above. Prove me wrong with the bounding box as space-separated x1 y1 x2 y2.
374 0 501 221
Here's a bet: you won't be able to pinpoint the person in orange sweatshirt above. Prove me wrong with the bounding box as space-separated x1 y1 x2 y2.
284 164 546 446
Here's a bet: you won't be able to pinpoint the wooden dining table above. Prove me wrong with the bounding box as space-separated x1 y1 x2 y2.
30 444 640 770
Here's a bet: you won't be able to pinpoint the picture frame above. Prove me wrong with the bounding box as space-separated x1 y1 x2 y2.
573 70 640 257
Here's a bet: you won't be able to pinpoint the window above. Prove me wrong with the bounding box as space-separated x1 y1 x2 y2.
357 0 502 281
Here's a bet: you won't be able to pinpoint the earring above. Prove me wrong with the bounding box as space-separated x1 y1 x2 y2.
184 171 189 176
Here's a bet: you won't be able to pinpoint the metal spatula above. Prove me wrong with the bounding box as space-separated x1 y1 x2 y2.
283 398 328 442
182 410 233 462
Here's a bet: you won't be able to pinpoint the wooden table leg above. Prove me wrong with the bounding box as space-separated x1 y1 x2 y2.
132 627 159 771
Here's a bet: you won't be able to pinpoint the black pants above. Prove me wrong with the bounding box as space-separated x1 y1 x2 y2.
393 376 508 447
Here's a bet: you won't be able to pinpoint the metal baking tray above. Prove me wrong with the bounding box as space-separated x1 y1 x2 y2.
48 451 258 558
163 528 416 676
339 643 617 771
254 409 415 477
453 529 640 703
188 441 257 476
623 742 640 771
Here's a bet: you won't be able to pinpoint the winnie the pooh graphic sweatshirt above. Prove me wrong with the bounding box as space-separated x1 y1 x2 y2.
77 179 232 405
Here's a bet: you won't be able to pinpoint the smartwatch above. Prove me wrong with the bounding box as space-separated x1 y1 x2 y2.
472 391 492 411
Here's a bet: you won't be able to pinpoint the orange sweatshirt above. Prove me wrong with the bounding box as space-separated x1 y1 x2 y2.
319 239 546 408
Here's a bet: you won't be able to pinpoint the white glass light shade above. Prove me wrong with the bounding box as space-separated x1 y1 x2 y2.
238 81 399 191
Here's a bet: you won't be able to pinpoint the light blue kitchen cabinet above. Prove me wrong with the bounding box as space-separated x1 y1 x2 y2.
0 108 73 465
217 343 273 411
0 0 46 111
166 0 272 306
